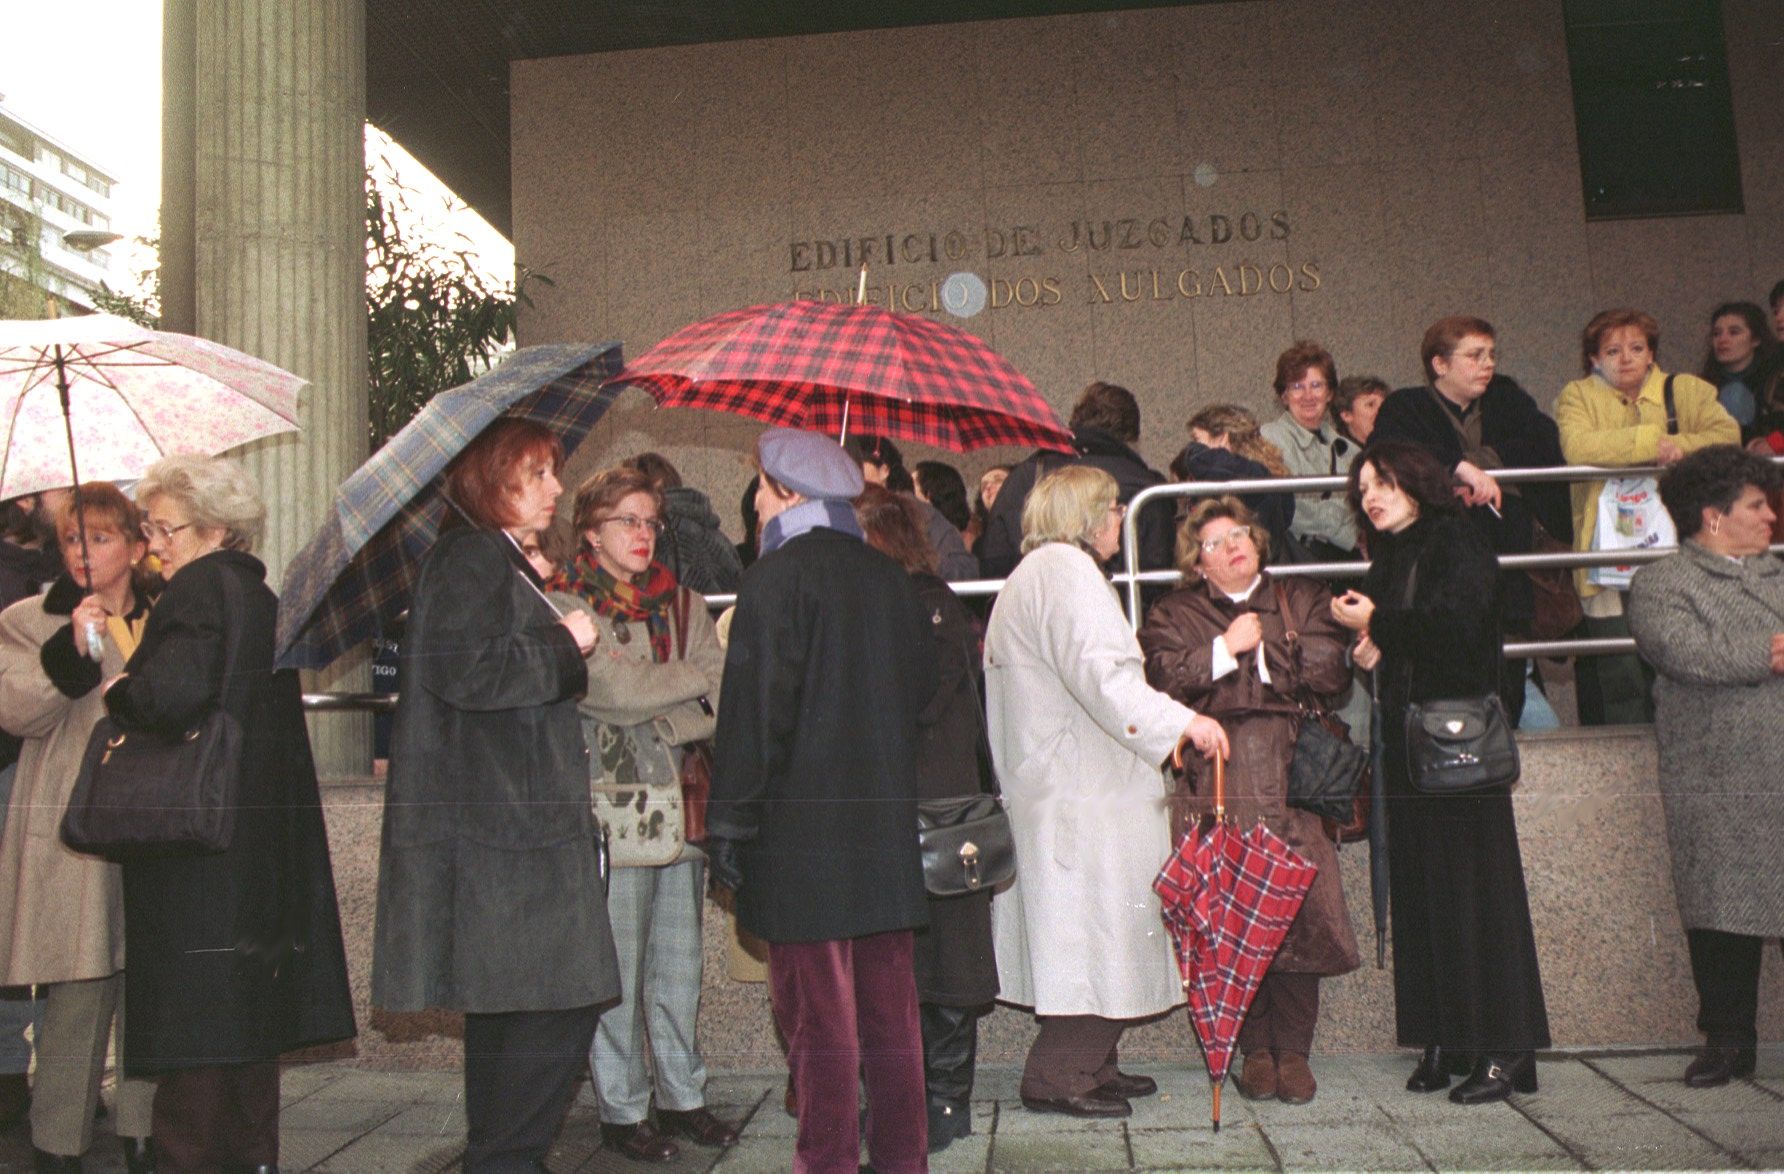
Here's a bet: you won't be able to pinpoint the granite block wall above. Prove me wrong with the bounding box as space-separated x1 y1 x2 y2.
320 726 1782 1071
507 0 1783 538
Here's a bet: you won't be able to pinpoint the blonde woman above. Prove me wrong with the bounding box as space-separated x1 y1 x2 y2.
107 454 354 1170
0 485 156 1171
986 465 1227 1119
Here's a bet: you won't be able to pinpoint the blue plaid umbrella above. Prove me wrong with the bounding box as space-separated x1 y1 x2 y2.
275 342 624 670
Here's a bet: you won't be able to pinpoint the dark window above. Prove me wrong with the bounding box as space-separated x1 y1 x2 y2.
1564 0 1742 219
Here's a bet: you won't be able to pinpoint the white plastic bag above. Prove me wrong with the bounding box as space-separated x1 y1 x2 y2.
1588 476 1675 589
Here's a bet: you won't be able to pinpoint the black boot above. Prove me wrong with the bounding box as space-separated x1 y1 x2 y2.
1450 1053 1538 1104
1405 1046 1451 1093
1683 1045 1757 1088
919 1002 979 1153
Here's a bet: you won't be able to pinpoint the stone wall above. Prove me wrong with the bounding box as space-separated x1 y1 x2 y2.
507 0 1784 534
322 725 1783 1070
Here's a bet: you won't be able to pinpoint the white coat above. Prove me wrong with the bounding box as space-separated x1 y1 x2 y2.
985 542 1196 1019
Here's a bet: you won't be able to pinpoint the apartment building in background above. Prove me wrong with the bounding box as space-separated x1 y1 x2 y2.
0 98 119 312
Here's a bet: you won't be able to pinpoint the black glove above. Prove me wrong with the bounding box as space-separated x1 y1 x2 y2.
706 835 745 894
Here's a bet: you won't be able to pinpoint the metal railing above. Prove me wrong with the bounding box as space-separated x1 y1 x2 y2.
298 460 1769 712
1115 461 1774 643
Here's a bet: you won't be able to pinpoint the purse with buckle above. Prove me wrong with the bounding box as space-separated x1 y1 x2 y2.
1398 562 1520 795
61 570 247 860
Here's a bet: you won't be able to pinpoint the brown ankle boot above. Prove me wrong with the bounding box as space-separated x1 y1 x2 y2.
1237 1051 1277 1101
1276 1052 1317 1104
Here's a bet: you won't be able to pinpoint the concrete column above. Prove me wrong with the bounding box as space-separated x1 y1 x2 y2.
162 0 370 775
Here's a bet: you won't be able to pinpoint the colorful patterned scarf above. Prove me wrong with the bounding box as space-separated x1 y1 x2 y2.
550 550 678 663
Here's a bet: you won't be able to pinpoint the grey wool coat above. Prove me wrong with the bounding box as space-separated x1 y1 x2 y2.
1628 542 1784 937
372 526 620 1013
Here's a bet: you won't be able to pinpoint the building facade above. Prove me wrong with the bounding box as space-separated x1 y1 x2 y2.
0 102 119 314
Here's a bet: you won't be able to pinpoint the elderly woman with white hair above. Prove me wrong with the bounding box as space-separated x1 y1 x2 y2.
985 465 1228 1119
101 454 354 1172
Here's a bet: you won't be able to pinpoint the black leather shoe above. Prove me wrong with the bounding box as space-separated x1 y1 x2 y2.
31 1151 81 1174
1405 1046 1451 1093
1098 1070 1158 1099
600 1121 680 1162
926 1101 972 1153
1020 1089 1132 1118
1683 1045 1757 1088
1450 1053 1538 1104
123 1137 156 1174
655 1106 739 1148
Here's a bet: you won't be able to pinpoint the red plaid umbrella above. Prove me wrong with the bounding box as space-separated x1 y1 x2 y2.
1154 754 1318 1132
606 299 1073 453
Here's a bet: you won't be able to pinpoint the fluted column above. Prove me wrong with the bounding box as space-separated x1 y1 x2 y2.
162 0 370 775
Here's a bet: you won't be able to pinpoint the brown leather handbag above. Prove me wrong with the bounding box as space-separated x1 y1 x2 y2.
672 588 712 845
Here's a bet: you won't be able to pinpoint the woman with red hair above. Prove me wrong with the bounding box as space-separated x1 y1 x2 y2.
372 419 616 1173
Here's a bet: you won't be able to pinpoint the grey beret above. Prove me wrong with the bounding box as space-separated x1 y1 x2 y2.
757 428 865 501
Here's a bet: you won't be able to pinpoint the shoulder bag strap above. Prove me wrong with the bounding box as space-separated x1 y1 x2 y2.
1271 577 1322 716
1664 373 1678 435
214 565 250 719
671 586 690 661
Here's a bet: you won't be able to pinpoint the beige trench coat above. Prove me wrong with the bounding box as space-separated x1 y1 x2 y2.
985 542 1196 1019
0 590 133 984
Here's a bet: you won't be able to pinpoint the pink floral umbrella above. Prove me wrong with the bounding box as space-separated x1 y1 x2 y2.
0 313 305 503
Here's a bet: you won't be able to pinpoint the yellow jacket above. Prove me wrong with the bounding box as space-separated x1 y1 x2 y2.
1556 366 1738 599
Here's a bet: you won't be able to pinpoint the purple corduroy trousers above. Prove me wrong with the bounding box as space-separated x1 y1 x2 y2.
769 930 928 1173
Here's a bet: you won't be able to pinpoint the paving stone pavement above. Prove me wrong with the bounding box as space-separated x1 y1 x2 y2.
1 1046 1779 1171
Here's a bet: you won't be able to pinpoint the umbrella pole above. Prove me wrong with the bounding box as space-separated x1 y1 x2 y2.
50 344 92 577
1368 671 1389 968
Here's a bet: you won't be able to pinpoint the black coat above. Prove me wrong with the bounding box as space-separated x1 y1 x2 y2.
978 427 1173 580
1361 515 1550 1053
1171 442 1298 559
660 486 744 595
105 550 355 1072
372 526 619 1013
710 526 938 943
909 573 997 1007
1371 376 1572 632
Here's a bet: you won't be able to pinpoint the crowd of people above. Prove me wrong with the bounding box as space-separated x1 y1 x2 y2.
0 283 1778 1171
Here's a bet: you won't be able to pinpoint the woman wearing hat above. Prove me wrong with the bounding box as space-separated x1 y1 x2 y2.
708 427 939 1170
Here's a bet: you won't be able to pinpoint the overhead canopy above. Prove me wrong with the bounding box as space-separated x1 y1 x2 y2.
366 0 1227 237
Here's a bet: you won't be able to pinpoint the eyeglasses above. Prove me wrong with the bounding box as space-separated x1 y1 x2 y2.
1286 380 1329 396
599 514 664 537
140 520 194 542
1200 525 1254 554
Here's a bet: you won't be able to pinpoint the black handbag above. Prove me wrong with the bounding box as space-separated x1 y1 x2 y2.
1405 695 1519 794
916 681 1015 897
61 571 247 861
1273 581 1370 825
1398 563 1521 795
918 793 1015 896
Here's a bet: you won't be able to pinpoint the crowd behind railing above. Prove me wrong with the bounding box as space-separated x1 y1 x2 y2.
2 288 1783 1167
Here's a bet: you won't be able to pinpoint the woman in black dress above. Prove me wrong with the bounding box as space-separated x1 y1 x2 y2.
1330 440 1549 1105
853 485 997 1154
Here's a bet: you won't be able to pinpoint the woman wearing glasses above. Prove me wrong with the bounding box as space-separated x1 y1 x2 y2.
0 484 157 1171
1260 341 1360 561
548 466 738 1161
374 420 614 1172
1139 496 1359 1107
100 455 355 1171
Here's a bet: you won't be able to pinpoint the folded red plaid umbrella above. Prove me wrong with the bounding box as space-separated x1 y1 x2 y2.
606 299 1073 453
1155 755 1318 1132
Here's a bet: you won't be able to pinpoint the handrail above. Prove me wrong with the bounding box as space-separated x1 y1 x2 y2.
1117 461 1691 623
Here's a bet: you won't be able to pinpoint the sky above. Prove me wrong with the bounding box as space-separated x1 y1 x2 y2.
3 1 513 294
